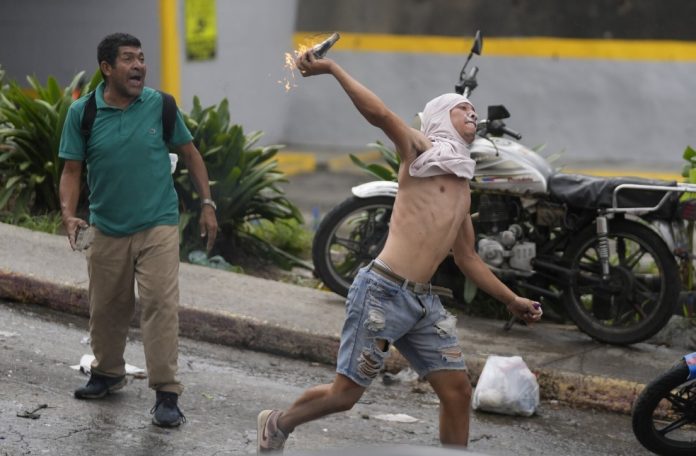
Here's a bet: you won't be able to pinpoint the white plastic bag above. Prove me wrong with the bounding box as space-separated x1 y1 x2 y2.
472 355 539 416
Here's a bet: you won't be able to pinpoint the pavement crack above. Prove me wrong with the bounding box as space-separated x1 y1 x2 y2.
535 345 601 371
51 426 92 440
4 425 30 454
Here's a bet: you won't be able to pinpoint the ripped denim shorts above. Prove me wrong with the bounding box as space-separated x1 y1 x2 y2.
336 263 467 387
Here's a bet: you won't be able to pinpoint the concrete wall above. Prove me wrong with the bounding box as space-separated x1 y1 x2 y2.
296 0 696 40
179 0 298 144
283 50 696 169
287 0 696 170
0 0 298 145
0 0 161 89
2 1 694 169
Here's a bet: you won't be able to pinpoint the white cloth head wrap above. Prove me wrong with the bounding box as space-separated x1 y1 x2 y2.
408 93 476 179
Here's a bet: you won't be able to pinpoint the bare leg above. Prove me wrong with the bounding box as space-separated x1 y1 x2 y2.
427 370 472 446
276 374 365 434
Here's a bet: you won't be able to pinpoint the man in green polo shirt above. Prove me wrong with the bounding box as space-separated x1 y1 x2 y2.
58 32 218 428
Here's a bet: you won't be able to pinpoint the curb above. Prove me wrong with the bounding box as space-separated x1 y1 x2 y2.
0 270 339 365
0 269 644 416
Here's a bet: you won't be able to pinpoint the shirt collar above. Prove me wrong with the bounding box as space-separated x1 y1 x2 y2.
95 81 144 109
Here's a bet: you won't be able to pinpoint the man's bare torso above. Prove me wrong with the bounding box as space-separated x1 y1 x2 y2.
377 162 471 283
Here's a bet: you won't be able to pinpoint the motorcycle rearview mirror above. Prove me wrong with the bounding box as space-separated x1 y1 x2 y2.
471 30 483 55
487 105 510 121
457 31 484 92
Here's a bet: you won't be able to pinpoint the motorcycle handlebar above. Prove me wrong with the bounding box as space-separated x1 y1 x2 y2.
502 126 522 140
477 120 523 140
457 66 479 97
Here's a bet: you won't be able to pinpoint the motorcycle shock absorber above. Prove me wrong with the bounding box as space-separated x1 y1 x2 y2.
596 215 611 279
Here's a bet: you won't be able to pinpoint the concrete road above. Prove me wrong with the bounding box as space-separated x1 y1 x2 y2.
0 300 650 456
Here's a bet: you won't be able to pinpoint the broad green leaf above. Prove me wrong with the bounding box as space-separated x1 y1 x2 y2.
463 277 478 303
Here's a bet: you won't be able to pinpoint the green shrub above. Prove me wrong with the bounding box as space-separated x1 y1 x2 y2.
1 211 64 234
245 218 312 259
0 70 100 216
350 141 400 181
0 65 6 91
176 96 307 269
680 145 696 316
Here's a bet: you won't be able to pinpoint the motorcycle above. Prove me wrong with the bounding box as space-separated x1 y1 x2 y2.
632 352 696 455
311 30 696 345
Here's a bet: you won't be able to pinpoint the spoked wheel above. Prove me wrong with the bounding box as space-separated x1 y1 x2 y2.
562 219 679 345
632 360 696 455
312 196 394 297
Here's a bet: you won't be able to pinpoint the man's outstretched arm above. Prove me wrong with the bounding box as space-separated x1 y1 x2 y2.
452 214 543 324
295 51 426 162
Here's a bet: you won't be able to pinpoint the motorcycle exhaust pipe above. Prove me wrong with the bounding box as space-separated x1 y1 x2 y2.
515 282 562 301
489 262 563 301
489 265 533 280
531 258 574 280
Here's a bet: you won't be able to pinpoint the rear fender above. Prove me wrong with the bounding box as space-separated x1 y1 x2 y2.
650 219 681 254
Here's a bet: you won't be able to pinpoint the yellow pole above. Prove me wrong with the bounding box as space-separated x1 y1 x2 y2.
159 0 181 101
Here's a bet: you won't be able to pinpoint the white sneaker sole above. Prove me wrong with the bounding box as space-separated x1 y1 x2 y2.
257 409 274 454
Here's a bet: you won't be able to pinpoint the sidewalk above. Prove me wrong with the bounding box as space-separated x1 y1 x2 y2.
0 222 687 415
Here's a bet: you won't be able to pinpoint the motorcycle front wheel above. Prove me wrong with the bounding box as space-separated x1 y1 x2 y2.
632 360 696 455
562 219 679 345
312 196 394 297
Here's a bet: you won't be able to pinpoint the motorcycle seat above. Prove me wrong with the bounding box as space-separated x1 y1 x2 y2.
547 173 679 217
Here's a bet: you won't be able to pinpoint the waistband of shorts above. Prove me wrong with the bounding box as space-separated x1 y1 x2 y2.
367 260 454 299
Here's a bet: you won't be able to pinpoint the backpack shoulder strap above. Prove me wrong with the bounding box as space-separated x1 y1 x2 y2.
81 90 178 144
158 90 178 144
80 91 97 143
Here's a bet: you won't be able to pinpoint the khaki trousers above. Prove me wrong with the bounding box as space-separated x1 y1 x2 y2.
86 224 183 395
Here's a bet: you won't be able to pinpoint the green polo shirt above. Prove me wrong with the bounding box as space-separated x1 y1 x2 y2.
59 82 193 236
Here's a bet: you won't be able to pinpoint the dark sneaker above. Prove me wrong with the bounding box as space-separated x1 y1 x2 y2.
151 391 186 427
257 409 287 454
74 373 126 399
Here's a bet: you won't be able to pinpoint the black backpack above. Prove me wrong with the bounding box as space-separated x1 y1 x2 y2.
80 89 178 144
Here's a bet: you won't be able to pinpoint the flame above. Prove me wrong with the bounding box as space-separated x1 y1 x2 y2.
279 33 338 92
278 43 310 92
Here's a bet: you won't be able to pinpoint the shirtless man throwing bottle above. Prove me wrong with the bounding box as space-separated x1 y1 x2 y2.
256 50 543 453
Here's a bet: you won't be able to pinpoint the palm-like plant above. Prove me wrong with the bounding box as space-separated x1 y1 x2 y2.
0 70 100 216
176 96 306 268
680 145 696 314
349 141 400 181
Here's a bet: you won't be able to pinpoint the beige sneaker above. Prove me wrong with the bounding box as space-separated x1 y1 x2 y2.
257 409 287 454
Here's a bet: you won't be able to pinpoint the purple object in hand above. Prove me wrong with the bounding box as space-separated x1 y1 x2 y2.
533 302 541 310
